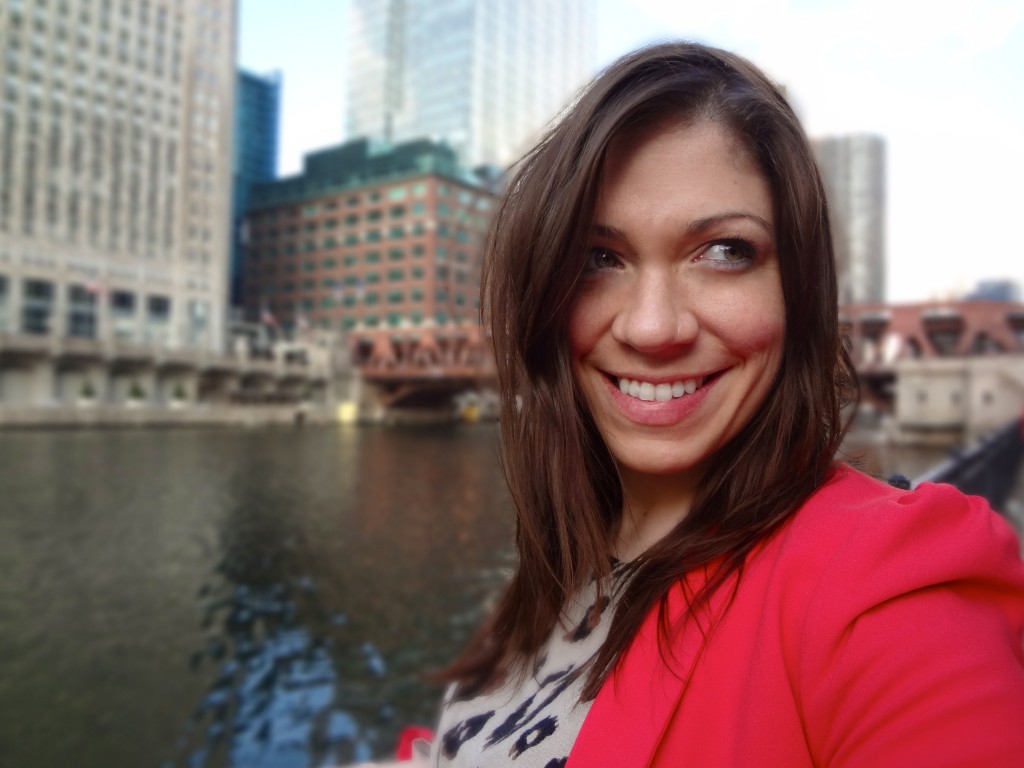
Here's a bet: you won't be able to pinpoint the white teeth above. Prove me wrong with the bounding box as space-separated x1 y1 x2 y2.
616 376 705 401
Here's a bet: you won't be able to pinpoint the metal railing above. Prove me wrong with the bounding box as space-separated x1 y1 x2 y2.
907 418 1024 513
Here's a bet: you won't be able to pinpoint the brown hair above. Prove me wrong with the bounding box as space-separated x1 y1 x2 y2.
447 41 857 700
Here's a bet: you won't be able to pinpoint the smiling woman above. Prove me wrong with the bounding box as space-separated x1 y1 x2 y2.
357 42 1024 768
569 121 786 548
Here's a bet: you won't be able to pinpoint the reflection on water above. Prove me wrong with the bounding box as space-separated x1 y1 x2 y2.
0 425 514 768
0 424 1017 767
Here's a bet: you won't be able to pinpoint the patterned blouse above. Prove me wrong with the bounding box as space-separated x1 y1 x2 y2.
432 563 630 767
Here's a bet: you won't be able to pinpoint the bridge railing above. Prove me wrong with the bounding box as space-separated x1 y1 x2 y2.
909 417 1024 513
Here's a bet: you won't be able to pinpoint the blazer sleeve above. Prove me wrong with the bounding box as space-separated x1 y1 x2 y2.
794 481 1024 767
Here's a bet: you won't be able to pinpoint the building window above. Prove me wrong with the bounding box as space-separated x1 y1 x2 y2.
67 285 98 339
387 291 404 304
111 289 136 342
22 279 54 335
0 276 8 332
366 251 381 263
145 295 172 346
187 299 208 346
387 186 407 201
364 291 379 306
387 269 404 281
388 249 404 261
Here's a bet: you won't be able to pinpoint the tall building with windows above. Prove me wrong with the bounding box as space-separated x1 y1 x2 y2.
233 69 281 306
345 0 595 170
243 138 495 335
0 0 236 354
813 135 887 305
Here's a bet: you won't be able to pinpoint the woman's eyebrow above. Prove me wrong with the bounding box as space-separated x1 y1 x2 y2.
687 212 774 235
590 222 626 241
591 213 773 241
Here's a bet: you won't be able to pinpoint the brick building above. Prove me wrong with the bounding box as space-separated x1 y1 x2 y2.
242 138 496 336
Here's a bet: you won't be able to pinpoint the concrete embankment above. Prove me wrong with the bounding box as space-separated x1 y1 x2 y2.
0 403 340 429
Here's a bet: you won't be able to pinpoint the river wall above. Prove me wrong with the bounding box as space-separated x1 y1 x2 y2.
0 402 342 428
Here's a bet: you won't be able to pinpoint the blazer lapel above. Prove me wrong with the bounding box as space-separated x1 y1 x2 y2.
568 573 714 768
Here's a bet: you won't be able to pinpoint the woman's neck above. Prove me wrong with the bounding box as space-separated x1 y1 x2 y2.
613 467 703 562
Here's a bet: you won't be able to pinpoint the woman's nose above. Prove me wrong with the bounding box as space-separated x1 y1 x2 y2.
610 272 698 353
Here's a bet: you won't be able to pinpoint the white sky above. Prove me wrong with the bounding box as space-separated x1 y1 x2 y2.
239 0 1024 303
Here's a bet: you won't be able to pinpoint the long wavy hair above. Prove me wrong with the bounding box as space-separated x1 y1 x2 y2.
446 41 858 701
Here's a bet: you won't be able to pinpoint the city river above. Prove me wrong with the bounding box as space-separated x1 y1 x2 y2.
0 424 1015 767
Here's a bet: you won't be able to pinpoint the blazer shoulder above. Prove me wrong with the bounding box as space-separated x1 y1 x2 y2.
763 464 1023 611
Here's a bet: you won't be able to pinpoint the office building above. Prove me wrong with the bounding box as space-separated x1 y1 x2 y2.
233 69 281 305
345 0 595 170
0 0 236 353
813 135 887 305
242 138 495 334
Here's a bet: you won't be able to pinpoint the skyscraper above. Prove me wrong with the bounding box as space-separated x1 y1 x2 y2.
345 0 595 170
0 0 236 353
813 135 887 305
233 69 281 306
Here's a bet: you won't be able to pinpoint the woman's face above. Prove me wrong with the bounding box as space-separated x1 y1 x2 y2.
569 120 786 488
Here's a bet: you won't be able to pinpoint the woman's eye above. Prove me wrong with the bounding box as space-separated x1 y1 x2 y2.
702 239 756 265
585 247 622 271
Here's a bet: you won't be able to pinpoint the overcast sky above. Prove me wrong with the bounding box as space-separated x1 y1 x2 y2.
239 0 1024 303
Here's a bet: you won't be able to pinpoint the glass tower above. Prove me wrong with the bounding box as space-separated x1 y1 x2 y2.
233 70 281 306
345 0 595 171
814 135 887 305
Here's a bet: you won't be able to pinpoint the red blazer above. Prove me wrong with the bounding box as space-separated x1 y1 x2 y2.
569 465 1024 767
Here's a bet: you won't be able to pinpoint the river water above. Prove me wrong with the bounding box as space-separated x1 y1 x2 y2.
0 425 1017 767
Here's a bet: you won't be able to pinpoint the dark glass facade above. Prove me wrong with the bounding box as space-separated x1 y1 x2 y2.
233 70 282 305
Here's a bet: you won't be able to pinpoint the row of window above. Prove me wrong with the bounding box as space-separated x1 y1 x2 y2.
253 250 472 273
270 311 464 331
247 222 480 254
0 275 183 339
250 202 490 237
262 183 491 220
260 287 473 305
